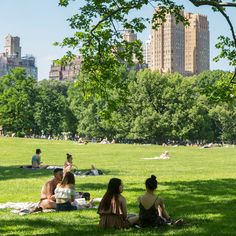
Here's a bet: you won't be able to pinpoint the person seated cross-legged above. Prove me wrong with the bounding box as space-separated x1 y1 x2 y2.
138 175 172 227
39 168 63 209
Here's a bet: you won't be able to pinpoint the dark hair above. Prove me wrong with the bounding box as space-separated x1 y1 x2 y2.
53 168 63 174
61 172 75 185
36 149 41 154
145 175 157 191
99 178 122 212
66 153 72 160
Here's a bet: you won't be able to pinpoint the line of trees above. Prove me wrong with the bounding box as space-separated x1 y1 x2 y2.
0 67 235 143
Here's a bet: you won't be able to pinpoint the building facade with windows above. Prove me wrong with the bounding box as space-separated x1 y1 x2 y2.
149 10 209 75
49 56 82 81
0 35 38 79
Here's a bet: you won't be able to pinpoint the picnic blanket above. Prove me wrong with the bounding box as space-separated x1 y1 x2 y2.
142 156 170 160
0 198 102 216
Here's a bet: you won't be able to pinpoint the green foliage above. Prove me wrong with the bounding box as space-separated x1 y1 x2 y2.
56 0 236 99
196 70 236 102
209 102 236 142
214 36 236 67
34 80 72 135
0 69 235 142
66 69 236 143
56 0 189 96
0 68 37 135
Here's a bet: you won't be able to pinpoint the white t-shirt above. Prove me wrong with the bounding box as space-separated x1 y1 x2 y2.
55 186 75 203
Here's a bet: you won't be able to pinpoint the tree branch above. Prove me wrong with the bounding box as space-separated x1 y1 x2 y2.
190 0 236 84
190 0 236 8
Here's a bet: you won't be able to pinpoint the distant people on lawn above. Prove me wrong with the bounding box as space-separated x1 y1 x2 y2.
39 168 63 209
64 153 78 173
32 149 42 168
159 151 170 159
83 164 103 176
138 175 183 227
55 172 77 211
143 151 170 160
98 178 139 229
100 138 110 144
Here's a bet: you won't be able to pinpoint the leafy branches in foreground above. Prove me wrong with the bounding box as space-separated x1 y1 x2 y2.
56 0 236 99
56 0 187 95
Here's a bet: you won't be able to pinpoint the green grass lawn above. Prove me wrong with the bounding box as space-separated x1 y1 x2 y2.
0 137 236 236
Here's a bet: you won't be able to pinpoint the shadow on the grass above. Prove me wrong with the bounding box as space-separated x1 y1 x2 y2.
0 166 53 181
78 182 108 191
0 166 121 182
0 215 180 236
160 178 236 235
1 178 236 235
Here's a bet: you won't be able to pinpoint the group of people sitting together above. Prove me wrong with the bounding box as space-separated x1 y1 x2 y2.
27 149 102 176
27 149 183 229
98 175 183 229
35 165 182 229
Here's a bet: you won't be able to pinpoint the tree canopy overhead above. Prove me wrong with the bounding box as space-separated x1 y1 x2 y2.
56 0 236 97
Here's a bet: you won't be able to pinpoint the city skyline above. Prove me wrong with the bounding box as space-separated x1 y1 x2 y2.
0 0 235 80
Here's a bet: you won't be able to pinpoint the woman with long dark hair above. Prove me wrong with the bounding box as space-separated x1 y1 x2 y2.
98 178 138 228
55 172 77 211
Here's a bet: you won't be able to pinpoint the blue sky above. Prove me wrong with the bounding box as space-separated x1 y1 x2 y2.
0 0 235 79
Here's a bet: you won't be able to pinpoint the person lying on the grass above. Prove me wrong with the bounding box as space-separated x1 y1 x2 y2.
32 149 42 168
39 168 63 209
55 172 78 211
83 164 103 176
64 153 78 173
138 175 182 227
97 178 139 229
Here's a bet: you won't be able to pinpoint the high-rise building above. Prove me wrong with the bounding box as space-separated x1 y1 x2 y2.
185 13 209 75
49 56 82 81
143 37 151 67
150 13 185 74
150 10 209 75
0 35 38 79
122 29 147 70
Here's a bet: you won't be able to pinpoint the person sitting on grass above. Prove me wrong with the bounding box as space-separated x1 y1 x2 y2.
138 175 183 227
38 168 63 210
64 153 78 173
55 172 77 211
97 178 139 229
159 151 170 159
32 149 42 168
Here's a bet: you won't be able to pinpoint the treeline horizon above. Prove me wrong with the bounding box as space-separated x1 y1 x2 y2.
0 67 235 144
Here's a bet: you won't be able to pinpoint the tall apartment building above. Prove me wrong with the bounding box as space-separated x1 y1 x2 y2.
0 35 38 79
150 10 209 75
151 13 185 74
185 13 209 75
49 56 82 81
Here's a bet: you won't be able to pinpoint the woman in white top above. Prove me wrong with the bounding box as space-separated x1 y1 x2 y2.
55 172 77 211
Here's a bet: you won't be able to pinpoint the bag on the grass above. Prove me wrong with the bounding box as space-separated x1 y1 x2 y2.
77 192 90 200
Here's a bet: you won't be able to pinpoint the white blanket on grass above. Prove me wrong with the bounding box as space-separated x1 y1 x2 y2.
0 198 102 215
143 156 170 160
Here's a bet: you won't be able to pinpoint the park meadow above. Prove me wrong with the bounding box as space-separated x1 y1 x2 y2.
0 137 236 235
